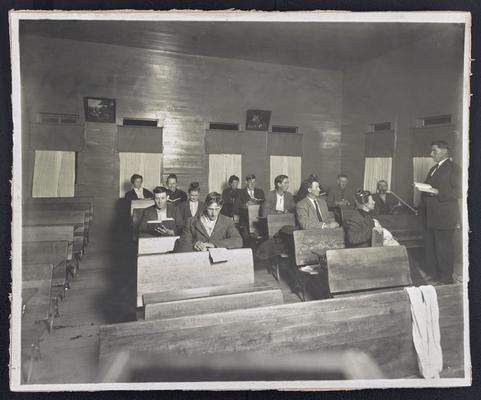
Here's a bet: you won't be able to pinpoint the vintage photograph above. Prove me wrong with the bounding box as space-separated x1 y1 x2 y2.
9 11 471 391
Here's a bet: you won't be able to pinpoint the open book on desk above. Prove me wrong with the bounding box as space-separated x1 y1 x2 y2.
147 218 176 231
414 182 437 194
208 247 229 264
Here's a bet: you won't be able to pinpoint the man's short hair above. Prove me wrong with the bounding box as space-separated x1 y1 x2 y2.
188 182 200 193
228 175 240 185
245 174 256 181
166 173 178 182
306 176 319 190
204 192 224 207
130 174 143 184
431 140 450 150
153 186 169 195
337 173 348 180
377 179 388 187
274 174 288 188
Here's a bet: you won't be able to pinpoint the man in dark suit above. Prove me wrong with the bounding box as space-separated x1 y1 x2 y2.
423 140 461 284
175 182 204 233
372 180 399 215
175 192 243 252
239 174 265 207
262 174 296 217
221 175 242 218
124 174 153 202
139 186 179 236
296 177 339 230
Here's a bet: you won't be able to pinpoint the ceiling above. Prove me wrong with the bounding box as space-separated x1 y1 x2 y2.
19 20 464 70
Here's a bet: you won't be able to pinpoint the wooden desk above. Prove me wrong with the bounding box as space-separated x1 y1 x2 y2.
137 234 179 255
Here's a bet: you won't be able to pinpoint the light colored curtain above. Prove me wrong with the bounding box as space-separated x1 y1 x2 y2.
208 154 242 193
32 150 75 197
413 157 435 206
363 157 392 193
269 155 302 194
119 152 163 197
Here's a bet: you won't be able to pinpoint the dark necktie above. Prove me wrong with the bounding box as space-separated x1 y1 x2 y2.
430 163 439 176
314 200 323 222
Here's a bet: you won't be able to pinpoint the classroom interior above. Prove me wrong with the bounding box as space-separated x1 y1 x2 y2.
17 19 467 385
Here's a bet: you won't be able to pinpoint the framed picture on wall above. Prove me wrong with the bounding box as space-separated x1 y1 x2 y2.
84 96 116 123
245 109 271 131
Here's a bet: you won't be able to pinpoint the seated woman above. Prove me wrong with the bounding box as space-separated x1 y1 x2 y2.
175 192 243 253
125 173 153 202
175 182 204 232
344 189 399 248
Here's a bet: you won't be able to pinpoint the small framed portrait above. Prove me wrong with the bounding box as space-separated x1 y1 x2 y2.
245 109 271 131
84 96 116 123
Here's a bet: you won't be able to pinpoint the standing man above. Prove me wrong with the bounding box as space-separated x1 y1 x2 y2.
372 180 399 215
139 186 179 236
423 140 461 284
296 177 339 230
165 173 188 206
327 174 355 208
262 174 296 216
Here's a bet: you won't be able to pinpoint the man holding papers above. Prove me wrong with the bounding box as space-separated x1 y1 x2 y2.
420 140 461 284
139 186 179 236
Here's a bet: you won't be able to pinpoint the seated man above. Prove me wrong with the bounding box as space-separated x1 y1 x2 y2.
296 177 339 230
175 182 204 232
327 174 355 208
125 173 153 202
175 192 243 253
372 180 399 215
262 174 296 217
221 175 242 219
165 173 188 206
239 174 265 208
139 186 179 236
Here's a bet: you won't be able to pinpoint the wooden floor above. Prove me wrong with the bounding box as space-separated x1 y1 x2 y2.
28 228 300 384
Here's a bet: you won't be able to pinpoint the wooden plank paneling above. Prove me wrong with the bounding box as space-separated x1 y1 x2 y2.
117 126 163 153
29 122 85 151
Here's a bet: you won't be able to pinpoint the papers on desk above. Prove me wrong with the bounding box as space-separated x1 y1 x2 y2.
414 182 436 193
208 248 229 264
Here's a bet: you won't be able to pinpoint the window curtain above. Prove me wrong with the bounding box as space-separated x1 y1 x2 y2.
269 155 301 194
363 157 392 193
413 157 436 206
32 150 75 197
119 152 163 197
208 154 242 194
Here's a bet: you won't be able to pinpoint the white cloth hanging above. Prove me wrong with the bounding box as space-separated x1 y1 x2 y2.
405 285 443 379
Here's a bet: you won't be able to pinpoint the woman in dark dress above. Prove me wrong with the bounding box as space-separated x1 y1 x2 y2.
344 189 382 248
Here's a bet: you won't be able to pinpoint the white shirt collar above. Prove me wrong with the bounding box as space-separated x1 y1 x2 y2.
437 158 449 167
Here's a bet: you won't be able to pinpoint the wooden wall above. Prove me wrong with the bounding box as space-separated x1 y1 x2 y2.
20 35 342 228
341 26 465 202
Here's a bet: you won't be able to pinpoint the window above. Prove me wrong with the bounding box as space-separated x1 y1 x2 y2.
271 125 299 134
269 156 301 193
367 122 392 133
417 115 452 127
122 118 158 127
208 122 240 131
37 113 80 125
119 152 163 197
363 157 392 193
32 151 76 197
208 154 242 193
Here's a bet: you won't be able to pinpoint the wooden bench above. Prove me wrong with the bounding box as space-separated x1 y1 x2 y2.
22 241 69 302
326 246 412 296
143 283 283 320
137 234 179 255
131 199 154 216
376 214 425 248
99 284 464 380
291 228 345 300
23 210 87 256
23 225 79 276
99 350 383 382
137 248 254 307
132 208 147 241
26 196 94 224
21 263 54 384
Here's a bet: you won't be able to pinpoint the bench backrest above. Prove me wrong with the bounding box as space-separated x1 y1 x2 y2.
247 204 261 235
137 248 254 307
143 283 283 320
22 263 54 320
22 240 69 266
99 284 463 380
293 228 345 267
138 235 179 255
376 214 424 248
266 213 296 238
131 199 154 216
23 210 85 231
25 196 94 222
326 246 412 295
23 225 75 260
132 208 146 241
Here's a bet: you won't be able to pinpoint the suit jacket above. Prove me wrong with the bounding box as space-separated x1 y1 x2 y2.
125 188 153 202
327 186 355 208
372 193 398 215
221 188 242 217
175 200 204 232
239 187 265 208
344 208 375 248
262 190 296 217
138 204 179 235
166 188 188 206
296 196 335 230
175 214 243 253
423 159 461 230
